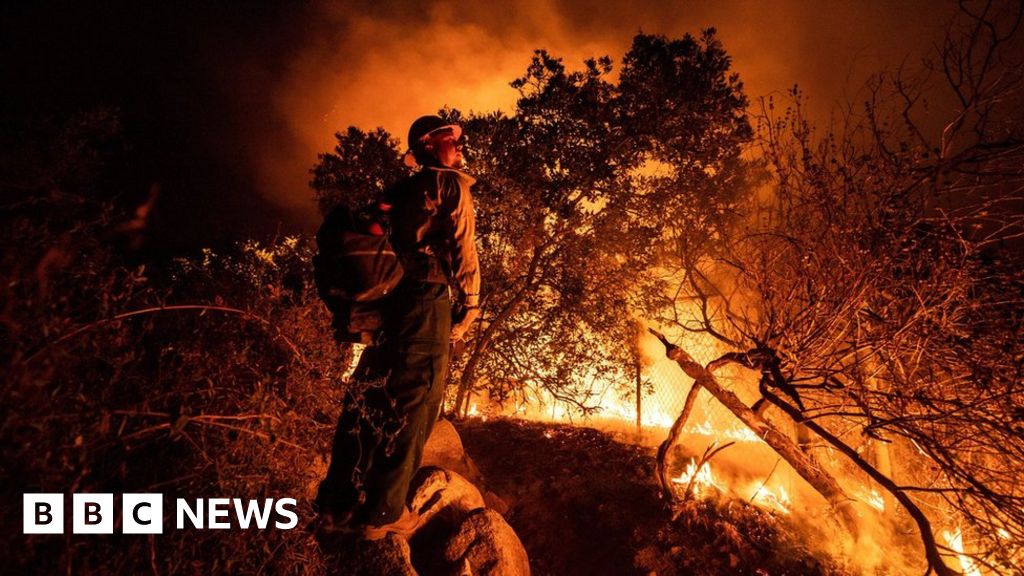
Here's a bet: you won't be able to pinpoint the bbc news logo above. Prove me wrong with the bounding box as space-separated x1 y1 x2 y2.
24 494 299 534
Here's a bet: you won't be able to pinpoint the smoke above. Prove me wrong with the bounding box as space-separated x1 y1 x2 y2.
250 0 953 231
1 1 955 244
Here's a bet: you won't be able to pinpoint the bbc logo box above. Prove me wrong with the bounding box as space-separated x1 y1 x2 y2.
24 493 163 534
23 494 63 534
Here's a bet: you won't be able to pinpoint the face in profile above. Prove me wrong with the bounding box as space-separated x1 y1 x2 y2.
425 129 464 169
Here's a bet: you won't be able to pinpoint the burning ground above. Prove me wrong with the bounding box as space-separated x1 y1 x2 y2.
456 417 849 576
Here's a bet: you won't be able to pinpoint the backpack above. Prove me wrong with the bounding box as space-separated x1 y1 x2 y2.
313 201 404 344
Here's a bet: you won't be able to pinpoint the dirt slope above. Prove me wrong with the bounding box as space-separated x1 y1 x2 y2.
457 418 848 576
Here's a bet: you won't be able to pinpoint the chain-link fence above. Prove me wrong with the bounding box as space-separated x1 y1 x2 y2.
633 329 758 439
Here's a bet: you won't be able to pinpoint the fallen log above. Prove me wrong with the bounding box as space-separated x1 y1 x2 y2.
648 328 861 536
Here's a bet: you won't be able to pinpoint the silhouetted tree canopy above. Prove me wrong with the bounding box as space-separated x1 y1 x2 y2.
310 30 754 416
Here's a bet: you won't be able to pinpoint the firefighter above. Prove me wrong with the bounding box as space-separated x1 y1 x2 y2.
316 115 481 539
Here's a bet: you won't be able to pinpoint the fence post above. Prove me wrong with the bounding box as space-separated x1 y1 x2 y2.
635 359 643 439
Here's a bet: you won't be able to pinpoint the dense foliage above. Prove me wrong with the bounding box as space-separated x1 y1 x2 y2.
1 111 348 573
311 30 754 419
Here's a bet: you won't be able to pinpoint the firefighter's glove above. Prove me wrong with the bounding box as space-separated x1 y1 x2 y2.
450 305 480 342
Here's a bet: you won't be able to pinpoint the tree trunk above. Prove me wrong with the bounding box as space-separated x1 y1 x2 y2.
454 247 545 417
655 374 702 501
873 439 895 514
649 329 861 536
453 287 529 417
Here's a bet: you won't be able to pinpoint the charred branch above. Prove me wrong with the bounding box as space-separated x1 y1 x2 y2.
757 359 958 576
649 329 862 538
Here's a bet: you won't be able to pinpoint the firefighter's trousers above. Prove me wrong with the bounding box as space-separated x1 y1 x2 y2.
316 280 451 526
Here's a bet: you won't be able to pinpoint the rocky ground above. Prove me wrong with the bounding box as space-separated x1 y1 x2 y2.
316 417 851 575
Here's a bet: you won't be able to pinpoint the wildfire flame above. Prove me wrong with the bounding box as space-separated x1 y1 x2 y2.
671 458 726 497
942 528 981 576
855 487 885 512
599 401 676 428
505 386 765 445
749 483 792 514
671 459 794 515
452 324 1005 573
686 418 762 443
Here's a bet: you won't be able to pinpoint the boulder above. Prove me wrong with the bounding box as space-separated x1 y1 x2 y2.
482 490 509 516
423 419 485 486
408 466 486 531
442 508 530 576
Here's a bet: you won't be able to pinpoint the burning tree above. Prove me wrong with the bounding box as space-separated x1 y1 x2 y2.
311 30 753 420
652 2 1024 573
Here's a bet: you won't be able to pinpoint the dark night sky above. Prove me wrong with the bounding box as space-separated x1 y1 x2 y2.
1 1 957 256
2 3 309 254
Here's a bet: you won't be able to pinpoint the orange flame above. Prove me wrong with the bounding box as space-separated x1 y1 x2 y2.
854 487 885 512
671 458 726 497
748 483 792 514
942 528 981 576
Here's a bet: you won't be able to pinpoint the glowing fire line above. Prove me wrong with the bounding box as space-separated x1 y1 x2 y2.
942 528 982 576
670 458 794 515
